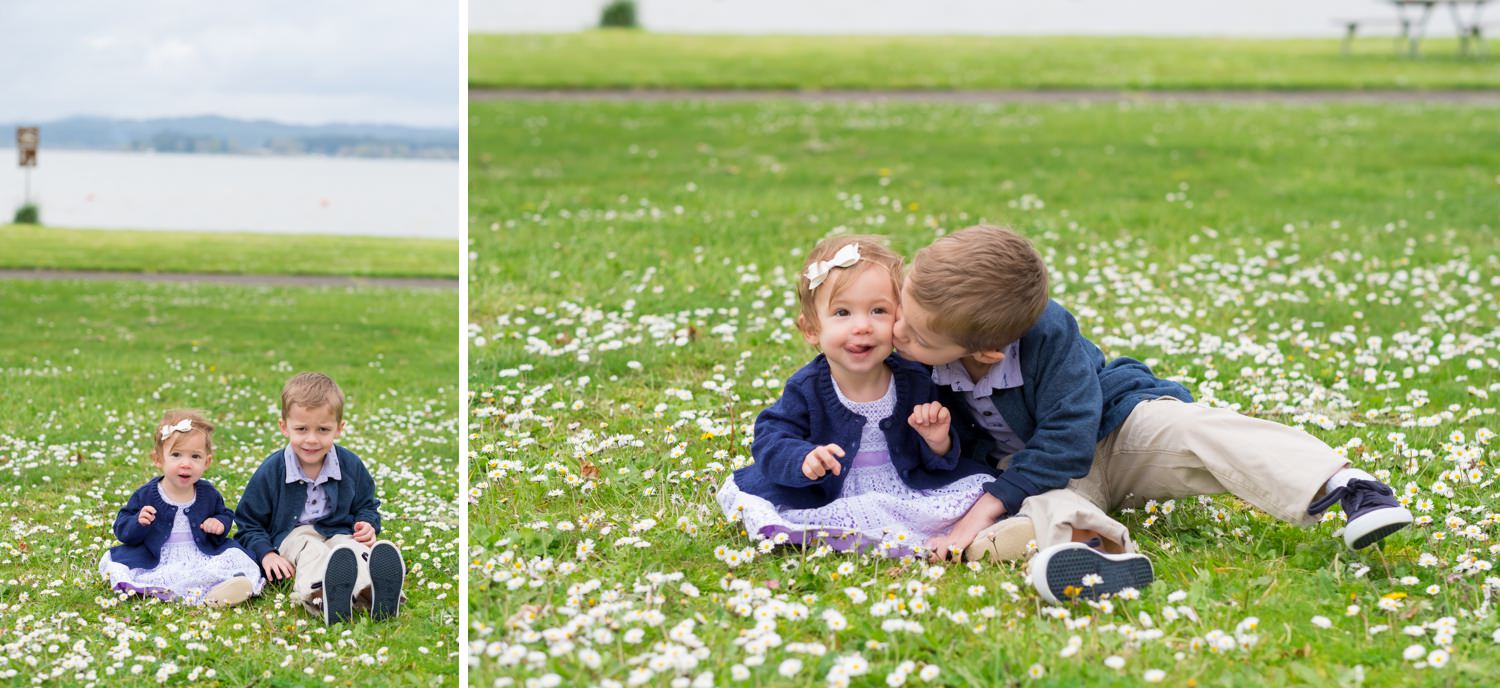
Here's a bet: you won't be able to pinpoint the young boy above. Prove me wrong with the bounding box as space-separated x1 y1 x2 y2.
892 225 1412 603
235 372 406 624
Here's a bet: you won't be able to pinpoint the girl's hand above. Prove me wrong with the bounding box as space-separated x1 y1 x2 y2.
801 444 845 480
137 506 157 527
908 402 952 454
262 552 296 581
352 521 376 545
200 518 225 536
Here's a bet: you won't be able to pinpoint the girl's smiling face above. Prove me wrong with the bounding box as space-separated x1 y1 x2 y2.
155 431 210 488
802 266 898 378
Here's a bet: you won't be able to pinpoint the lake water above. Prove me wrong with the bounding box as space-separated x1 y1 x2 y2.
475 0 1422 38
1 149 459 238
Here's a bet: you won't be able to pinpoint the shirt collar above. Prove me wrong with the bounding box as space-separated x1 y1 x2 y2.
930 341 1023 398
283 445 342 485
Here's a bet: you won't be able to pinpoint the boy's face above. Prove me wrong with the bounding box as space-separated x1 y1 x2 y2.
893 277 975 366
279 403 345 465
155 431 211 489
803 266 898 378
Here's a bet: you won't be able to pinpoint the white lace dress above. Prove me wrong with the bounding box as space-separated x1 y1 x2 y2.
99 485 265 604
718 377 995 557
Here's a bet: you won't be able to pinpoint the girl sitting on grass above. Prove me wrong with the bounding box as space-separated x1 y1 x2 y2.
716 235 998 558
99 410 262 606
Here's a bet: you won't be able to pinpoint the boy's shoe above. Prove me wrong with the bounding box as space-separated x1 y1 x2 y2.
1029 542 1154 604
963 516 1036 563
203 575 254 607
322 545 360 625
368 540 406 621
1308 478 1414 550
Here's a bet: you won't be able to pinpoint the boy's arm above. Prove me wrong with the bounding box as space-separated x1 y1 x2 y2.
112 489 150 545
233 466 278 563
983 315 1103 515
751 388 825 488
350 457 382 534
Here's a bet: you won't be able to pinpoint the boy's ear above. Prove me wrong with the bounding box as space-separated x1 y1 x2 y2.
336 420 347 435
972 349 1007 365
277 417 288 435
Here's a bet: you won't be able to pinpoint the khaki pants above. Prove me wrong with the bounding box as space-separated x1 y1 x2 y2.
1015 398 1349 552
278 525 373 614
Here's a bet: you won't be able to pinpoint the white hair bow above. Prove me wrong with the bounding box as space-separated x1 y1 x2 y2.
159 418 193 440
804 243 862 291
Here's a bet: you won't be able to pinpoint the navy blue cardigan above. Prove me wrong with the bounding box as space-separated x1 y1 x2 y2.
108 478 249 570
736 354 997 510
233 446 382 564
938 300 1193 514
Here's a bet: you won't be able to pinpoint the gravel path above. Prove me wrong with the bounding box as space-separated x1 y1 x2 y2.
472 88 1500 105
0 269 457 289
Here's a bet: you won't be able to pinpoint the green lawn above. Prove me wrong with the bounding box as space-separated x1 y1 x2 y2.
468 98 1499 686
472 32 1500 91
0 225 457 278
0 278 458 685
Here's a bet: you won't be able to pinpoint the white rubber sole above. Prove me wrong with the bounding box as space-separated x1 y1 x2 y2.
1345 505 1414 550
1030 542 1155 604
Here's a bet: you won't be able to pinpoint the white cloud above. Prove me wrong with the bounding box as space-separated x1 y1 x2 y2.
1 0 459 127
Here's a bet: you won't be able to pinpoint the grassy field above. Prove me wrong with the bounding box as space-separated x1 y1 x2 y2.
471 33 1500 91
468 98 1499 686
0 277 459 686
0 225 457 278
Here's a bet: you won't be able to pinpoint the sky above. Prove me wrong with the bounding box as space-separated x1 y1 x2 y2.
0 1 460 128
476 0 1413 37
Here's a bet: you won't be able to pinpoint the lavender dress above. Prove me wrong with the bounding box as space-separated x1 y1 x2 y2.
99 484 264 604
717 377 994 557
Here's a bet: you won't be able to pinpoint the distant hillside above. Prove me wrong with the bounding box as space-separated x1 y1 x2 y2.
3 116 457 159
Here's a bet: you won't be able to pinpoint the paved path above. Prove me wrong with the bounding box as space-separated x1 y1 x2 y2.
473 88 1500 105
0 269 457 289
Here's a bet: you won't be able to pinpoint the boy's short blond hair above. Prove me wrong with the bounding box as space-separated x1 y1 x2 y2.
153 409 214 462
797 234 904 338
280 372 345 422
909 225 1049 351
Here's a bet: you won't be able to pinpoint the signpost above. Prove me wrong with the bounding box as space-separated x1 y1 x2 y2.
17 127 38 205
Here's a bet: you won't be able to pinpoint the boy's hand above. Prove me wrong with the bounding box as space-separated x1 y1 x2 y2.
262 552 295 581
199 518 225 536
137 506 157 527
926 494 1008 563
801 444 845 480
353 521 376 545
908 402 952 454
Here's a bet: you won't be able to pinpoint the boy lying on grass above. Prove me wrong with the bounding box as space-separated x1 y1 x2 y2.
895 225 1412 603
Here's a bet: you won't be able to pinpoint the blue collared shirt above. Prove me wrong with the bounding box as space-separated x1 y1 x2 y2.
932 341 1026 456
283 444 342 525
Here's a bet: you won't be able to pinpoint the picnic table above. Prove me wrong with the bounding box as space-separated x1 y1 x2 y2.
1389 0 1490 56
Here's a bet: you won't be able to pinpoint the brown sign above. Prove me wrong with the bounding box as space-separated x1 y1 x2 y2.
17 127 38 167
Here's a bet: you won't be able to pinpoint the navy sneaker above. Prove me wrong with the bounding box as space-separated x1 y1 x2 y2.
1029 542 1155 604
322 545 359 625
368 541 406 621
1308 478 1413 550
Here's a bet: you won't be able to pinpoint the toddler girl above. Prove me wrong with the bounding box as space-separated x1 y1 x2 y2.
100 410 263 606
717 235 998 558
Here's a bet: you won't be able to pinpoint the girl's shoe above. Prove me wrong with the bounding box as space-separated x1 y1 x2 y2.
203 576 253 607
1029 542 1154 604
963 516 1036 563
322 545 360 625
368 540 405 621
